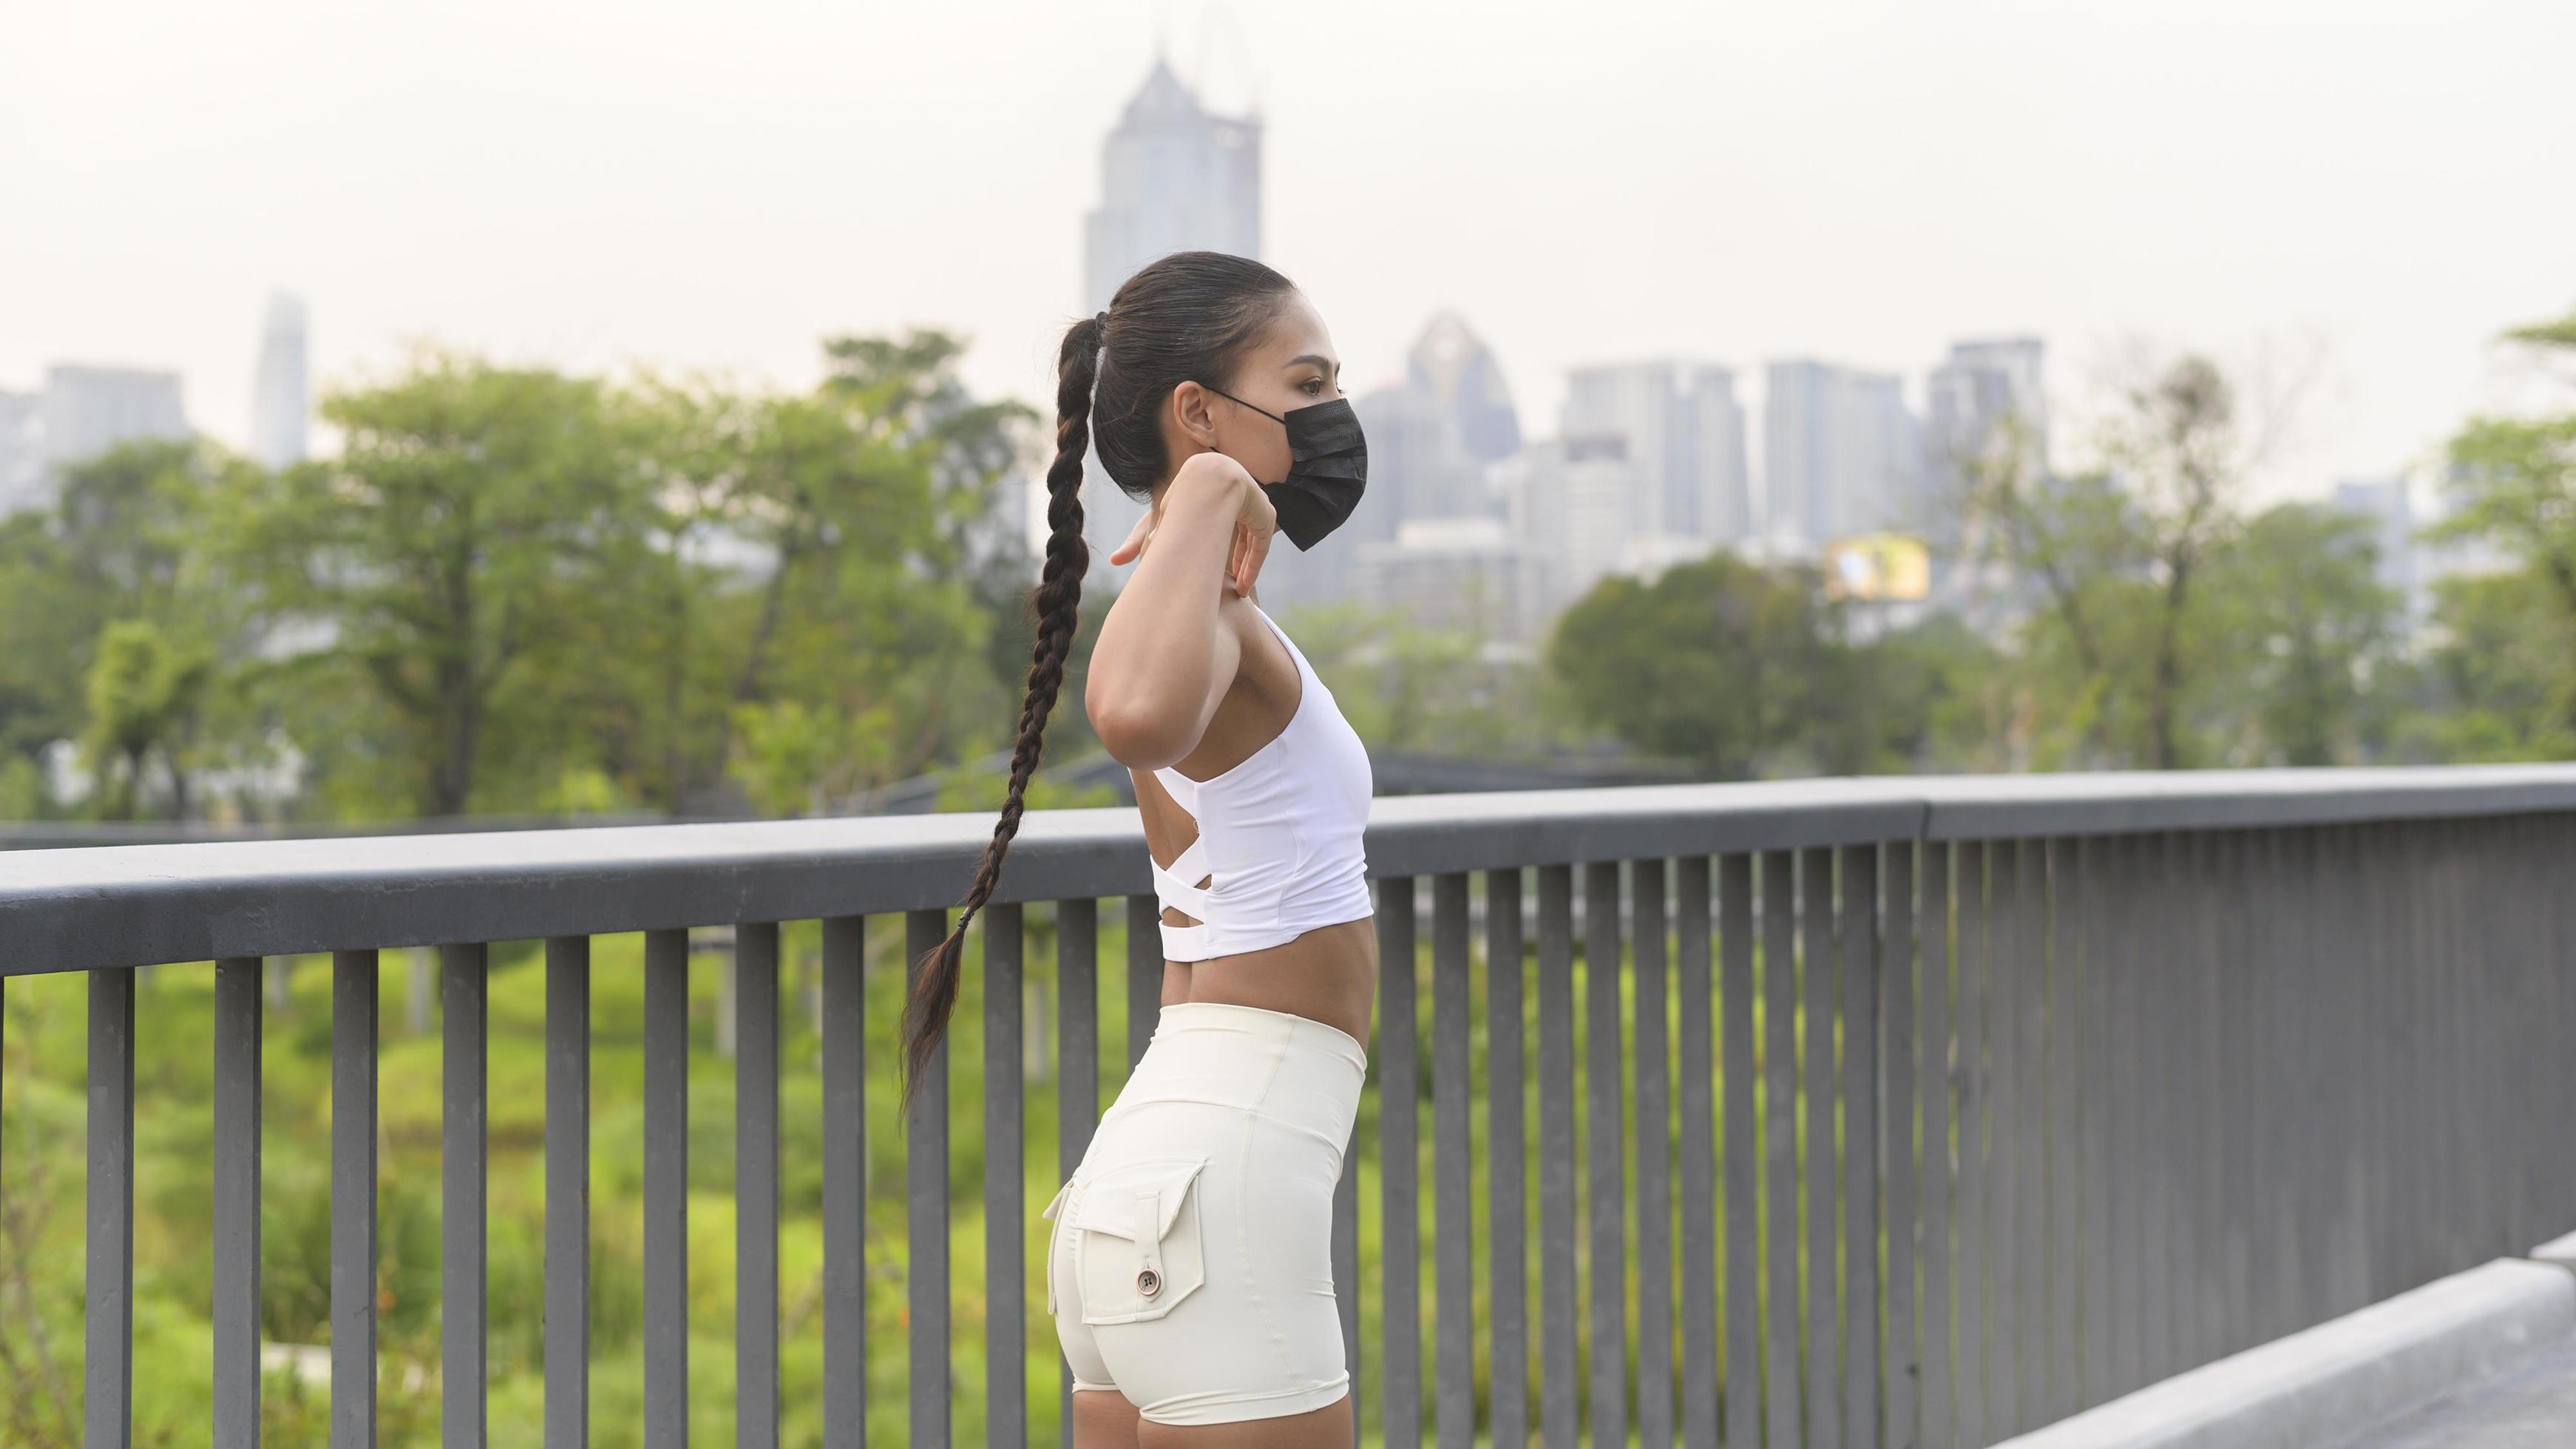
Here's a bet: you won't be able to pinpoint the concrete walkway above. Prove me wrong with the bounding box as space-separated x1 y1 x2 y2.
2342 1335 2576 1448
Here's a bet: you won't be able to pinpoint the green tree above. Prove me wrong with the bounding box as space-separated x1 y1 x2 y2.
0 442 243 782
1967 352 2286 769
2428 304 2576 748
2410 568 2576 761
2200 503 2401 765
226 356 648 816
80 619 214 820
1547 551 1845 778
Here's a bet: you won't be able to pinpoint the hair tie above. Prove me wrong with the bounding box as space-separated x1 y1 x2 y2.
1094 310 1109 328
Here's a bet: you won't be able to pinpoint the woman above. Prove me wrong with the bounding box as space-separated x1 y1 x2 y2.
901 249 1376 1445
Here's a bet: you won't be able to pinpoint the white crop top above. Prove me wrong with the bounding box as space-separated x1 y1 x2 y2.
1148 602 1375 962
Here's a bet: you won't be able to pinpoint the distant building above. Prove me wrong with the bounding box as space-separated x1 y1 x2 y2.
1763 359 1916 552
1560 360 1750 546
1255 313 1521 620
1406 312 1522 468
39 364 189 478
1497 433 1640 617
1922 338 2047 523
250 292 309 471
1351 516 1552 646
0 390 41 515
2329 476 2420 633
1082 56 1263 585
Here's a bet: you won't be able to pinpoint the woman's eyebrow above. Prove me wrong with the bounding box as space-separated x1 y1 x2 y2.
1285 353 1341 376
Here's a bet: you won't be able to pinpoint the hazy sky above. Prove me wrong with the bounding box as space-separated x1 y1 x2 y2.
6 0 2572 503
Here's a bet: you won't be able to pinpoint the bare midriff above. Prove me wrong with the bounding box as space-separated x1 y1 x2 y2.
1162 917 1377 1051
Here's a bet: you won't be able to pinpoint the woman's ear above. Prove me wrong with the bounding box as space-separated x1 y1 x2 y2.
1170 380 1221 449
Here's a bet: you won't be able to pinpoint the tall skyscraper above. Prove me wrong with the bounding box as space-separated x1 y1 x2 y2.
1763 359 1916 552
1497 432 1639 617
0 390 41 515
1081 56 1263 584
1406 311 1522 469
2331 475 2425 637
39 365 189 475
1360 313 1521 528
1560 361 1750 547
250 291 310 471
1324 313 1522 622
1923 338 2047 520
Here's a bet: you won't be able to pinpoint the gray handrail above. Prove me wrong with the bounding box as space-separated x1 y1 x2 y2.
8 764 2576 975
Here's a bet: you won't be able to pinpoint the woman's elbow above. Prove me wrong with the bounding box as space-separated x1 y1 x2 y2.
1088 695 1184 769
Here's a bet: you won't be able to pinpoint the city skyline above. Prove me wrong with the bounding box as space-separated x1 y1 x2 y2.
4 2 2572 510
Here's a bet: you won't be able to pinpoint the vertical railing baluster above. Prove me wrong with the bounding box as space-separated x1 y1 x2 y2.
1057 899 1098 1439
2132 833 2174 1389
2045 840 2078 1422
1953 845 1987 1449
1431 874 1475 1449
2015 833 2047 1428
1485 867 1530 1449
1988 838 2023 1438
1382 875 1423 1449
643 928 690 1449
1883 844 1919 1449
1633 858 1674 1449
1843 844 1882 1448
2217 832 2254 1353
821 917 867 1449
737 922 782 1448
214 956 264 1448
2077 840 2112 1412
2190 832 2226 1367
1760 850 1798 1449
331 949 379 1449
1801 845 1840 1448
1675 856 1718 1449
905 909 952 1448
985 903 1026 1447
1537 862 1579 1448
1921 843 1956 1449
442 942 489 1449
1584 860 1629 1449
87 964 137 1449
1718 854 1760 1449
1125 895 1161 1070
2108 835 2143 1399
544 935 590 1449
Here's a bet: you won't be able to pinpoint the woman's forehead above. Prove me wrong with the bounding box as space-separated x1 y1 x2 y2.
1255 298 1338 369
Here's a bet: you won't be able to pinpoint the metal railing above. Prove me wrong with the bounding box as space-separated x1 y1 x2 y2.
4 765 2575 1446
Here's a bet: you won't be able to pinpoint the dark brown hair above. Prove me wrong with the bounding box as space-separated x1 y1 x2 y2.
898 250 1301 1113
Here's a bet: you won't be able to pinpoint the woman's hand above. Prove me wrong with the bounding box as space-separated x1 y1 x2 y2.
1114 452 1278 597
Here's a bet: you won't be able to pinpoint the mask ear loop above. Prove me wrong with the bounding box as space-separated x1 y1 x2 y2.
1202 383 1288 427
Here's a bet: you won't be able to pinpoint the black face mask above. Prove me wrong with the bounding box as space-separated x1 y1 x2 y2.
1205 386 1369 551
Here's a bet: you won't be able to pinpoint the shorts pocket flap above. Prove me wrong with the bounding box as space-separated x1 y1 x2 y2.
1065 1156 1205 1242
1039 1177 1075 1223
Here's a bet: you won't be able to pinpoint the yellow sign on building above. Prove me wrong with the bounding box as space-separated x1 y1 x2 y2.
1823 532 1931 601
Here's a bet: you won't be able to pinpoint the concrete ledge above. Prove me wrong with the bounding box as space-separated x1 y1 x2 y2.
2531 1231 2576 1275
1993 1258 2576 1449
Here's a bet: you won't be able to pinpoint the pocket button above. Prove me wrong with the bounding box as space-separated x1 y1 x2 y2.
1137 1267 1161 1297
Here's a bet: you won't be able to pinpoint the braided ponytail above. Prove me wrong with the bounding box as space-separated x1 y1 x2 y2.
898 311 1102 1114
898 251 1299 1117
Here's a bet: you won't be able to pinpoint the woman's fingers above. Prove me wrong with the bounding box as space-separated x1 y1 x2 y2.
1236 521 1274 597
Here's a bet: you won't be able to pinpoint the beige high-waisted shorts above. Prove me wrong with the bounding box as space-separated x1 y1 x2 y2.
1043 1000 1368 1428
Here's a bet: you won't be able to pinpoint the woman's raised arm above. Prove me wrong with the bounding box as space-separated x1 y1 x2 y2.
1085 452 1276 769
